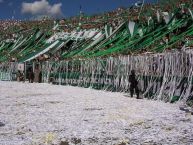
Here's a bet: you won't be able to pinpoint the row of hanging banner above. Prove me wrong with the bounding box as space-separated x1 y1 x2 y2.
1 50 193 103
0 62 18 81
40 50 193 103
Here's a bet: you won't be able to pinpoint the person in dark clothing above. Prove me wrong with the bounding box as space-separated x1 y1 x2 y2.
38 71 42 83
28 68 34 83
17 70 21 82
129 70 140 99
17 70 25 82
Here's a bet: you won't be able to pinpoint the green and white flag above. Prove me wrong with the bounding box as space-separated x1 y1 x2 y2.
138 28 144 37
162 12 172 24
53 21 59 31
148 17 153 26
105 24 112 38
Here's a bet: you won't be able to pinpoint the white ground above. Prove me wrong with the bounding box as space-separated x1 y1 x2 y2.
0 81 193 145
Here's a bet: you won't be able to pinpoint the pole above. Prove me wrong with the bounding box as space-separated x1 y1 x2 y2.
138 0 145 19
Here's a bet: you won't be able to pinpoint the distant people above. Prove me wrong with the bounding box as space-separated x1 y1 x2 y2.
129 70 140 99
20 71 25 82
34 65 40 83
17 71 21 82
17 70 25 82
28 68 34 83
38 71 42 83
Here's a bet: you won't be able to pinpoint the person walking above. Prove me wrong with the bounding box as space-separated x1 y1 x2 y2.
129 70 140 99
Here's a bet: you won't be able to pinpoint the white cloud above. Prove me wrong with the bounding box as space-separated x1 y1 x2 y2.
21 0 63 17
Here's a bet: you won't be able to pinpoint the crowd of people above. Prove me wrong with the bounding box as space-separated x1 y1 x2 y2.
0 0 192 64
0 2 157 39
16 64 42 83
0 19 53 40
0 0 191 40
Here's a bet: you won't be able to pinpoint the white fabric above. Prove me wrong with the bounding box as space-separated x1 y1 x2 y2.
128 21 135 36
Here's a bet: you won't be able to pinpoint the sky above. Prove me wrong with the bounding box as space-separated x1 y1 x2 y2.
0 0 156 20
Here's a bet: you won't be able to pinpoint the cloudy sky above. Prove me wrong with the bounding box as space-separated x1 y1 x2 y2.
0 0 156 20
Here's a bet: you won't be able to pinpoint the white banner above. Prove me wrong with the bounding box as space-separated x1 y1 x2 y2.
128 21 135 36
